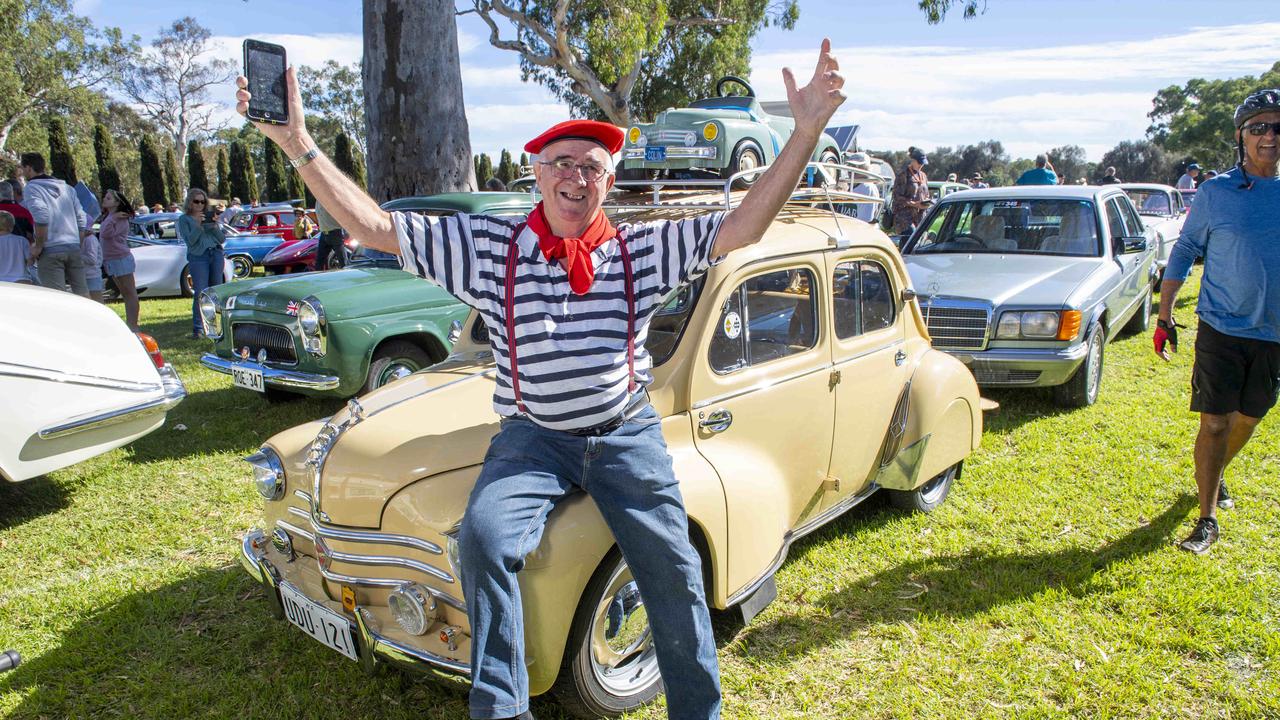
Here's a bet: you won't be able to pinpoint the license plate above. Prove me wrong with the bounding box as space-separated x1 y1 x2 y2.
645 146 666 162
231 364 265 392
279 581 359 661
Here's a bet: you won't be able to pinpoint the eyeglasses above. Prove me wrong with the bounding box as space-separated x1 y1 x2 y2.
540 158 611 183
1243 121 1280 137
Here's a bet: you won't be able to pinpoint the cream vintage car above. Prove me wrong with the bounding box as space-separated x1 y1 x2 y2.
238 177 983 716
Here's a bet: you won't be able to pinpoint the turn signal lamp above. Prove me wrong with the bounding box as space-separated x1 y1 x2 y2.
1057 310 1083 341
702 122 719 142
136 333 164 369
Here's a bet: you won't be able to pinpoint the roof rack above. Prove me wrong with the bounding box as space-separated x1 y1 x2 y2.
607 160 888 212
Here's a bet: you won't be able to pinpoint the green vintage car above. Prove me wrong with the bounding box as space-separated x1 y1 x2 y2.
198 193 533 399
620 76 842 186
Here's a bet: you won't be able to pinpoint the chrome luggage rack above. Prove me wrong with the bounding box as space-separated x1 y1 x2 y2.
605 160 890 239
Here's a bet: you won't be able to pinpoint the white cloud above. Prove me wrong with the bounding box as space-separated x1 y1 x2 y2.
747 21 1280 160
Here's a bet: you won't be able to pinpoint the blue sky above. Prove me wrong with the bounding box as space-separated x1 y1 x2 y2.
82 0 1280 162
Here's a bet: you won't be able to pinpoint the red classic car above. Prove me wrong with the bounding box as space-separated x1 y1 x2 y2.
229 204 318 243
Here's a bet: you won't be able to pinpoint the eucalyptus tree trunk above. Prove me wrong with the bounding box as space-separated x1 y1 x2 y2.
363 0 476 200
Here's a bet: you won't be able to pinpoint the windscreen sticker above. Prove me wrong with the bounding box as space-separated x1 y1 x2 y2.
994 200 1023 208
723 311 742 339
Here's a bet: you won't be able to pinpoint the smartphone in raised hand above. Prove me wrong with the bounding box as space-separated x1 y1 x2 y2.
243 39 288 125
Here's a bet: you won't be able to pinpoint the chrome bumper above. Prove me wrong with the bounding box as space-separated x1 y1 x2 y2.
239 529 471 682
622 146 718 161
37 364 186 439
946 343 1089 387
201 354 339 391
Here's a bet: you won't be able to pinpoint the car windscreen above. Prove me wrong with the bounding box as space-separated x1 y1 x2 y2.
1125 190 1172 216
906 198 1100 257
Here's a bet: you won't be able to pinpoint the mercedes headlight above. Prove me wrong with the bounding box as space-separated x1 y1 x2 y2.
199 290 221 338
245 447 285 500
996 310 1061 339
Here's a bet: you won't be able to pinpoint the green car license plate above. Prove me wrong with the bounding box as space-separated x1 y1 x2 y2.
645 146 666 162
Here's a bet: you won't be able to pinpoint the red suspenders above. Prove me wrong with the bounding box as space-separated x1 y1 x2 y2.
503 223 635 415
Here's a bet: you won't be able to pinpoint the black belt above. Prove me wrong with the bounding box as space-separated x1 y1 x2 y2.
562 390 651 437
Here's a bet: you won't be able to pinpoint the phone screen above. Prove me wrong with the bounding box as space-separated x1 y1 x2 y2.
245 43 286 120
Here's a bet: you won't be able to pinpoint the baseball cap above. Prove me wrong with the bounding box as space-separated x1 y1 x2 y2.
909 148 928 165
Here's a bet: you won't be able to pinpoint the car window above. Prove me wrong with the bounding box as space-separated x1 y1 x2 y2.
907 199 1099 257
157 220 177 239
1125 189 1171 216
650 279 704 367
1116 197 1144 236
710 268 817 374
1105 197 1142 238
833 261 897 339
258 214 277 227
280 213 296 226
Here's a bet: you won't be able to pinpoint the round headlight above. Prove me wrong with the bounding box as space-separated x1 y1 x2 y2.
702 123 719 142
245 447 285 500
627 127 641 144
298 302 320 335
445 533 463 586
199 292 218 322
388 583 437 636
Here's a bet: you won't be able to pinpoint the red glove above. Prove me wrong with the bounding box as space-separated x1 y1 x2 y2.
1153 318 1182 360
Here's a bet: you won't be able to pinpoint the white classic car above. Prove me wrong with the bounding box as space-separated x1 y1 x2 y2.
0 284 186 482
111 236 237 299
901 185 1158 407
1120 183 1186 274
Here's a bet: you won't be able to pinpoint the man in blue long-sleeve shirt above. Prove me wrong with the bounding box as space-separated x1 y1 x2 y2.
1155 88 1280 554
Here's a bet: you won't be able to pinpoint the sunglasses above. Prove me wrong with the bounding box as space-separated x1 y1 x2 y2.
1243 121 1280 137
191 199 206 205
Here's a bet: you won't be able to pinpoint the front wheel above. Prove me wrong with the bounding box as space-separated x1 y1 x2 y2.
552 548 662 718
887 462 959 513
362 339 434 394
229 255 254 279
1054 322 1105 407
729 142 764 189
180 264 194 298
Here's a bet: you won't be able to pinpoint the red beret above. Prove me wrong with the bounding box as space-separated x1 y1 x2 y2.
524 120 624 155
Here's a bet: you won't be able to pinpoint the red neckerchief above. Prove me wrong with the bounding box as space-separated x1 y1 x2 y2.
526 202 616 295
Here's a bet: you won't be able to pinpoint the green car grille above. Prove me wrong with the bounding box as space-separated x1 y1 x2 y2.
231 322 298 365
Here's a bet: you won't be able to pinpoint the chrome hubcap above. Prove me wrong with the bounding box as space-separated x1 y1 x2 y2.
1086 333 1103 400
379 362 417 387
589 563 659 695
738 151 759 173
917 465 955 505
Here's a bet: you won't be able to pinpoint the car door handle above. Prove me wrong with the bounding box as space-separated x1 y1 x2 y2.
698 409 733 433
895 350 907 366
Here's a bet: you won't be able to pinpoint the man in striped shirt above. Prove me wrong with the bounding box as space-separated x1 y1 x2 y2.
238 39 846 720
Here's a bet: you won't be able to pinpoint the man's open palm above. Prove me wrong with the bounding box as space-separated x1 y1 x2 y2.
784 38 847 136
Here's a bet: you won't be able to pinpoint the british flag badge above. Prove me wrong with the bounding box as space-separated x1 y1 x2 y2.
285 300 300 316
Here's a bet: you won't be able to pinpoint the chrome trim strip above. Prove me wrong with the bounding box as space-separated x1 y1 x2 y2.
200 353 339 390
726 483 879 607
325 547 454 584
692 364 831 410
277 519 315 543
310 522 444 556
286 505 310 522
38 365 186 439
293 490 311 504
831 338 905 368
0 361 161 393
318 567 466 612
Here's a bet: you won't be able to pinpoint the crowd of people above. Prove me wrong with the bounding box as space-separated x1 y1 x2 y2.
0 150 350 334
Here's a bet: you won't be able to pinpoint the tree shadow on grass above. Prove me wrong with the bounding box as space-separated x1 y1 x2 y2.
0 565 482 720
735 494 1197 666
124 386 346 464
0 475 71 532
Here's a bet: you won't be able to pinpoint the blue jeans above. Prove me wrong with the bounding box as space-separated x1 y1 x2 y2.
188 246 224 333
459 405 721 719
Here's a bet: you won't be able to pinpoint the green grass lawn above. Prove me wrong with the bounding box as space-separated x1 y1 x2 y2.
2 269 1278 719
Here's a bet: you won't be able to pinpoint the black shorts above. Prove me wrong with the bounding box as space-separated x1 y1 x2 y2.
1190 321 1280 418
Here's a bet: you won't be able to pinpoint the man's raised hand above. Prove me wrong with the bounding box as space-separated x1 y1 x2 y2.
783 38 847 138
235 66 312 156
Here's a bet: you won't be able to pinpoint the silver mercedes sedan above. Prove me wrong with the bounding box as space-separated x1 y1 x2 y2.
901 185 1157 407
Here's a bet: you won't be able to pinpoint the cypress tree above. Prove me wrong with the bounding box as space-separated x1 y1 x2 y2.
139 136 167 208
473 154 483 184
287 165 313 207
478 154 493 185
246 151 259 204
263 141 288 202
519 152 529 169
163 143 183 202
47 117 78 186
334 132 358 182
93 123 121 194
351 150 367 190
228 142 252 202
216 147 231 200
498 149 518 184
186 140 209 195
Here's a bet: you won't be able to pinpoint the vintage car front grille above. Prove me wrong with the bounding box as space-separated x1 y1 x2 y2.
652 130 696 146
231 322 297 364
973 369 1041 385
921 305 990 350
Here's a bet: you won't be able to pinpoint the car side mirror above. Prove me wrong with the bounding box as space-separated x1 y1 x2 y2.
1116 236 1147 254
901 287 928 304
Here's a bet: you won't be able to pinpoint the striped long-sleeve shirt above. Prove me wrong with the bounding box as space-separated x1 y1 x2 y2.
394 210 725 430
